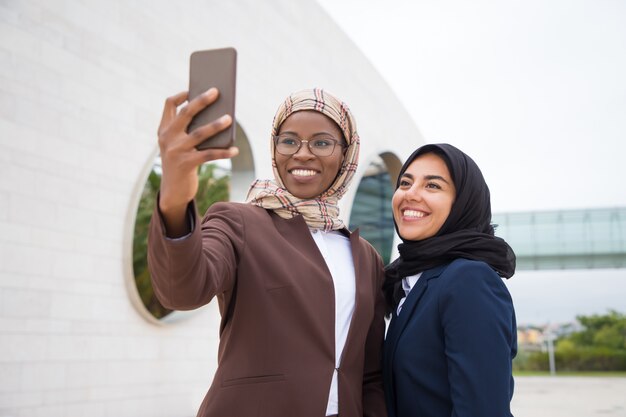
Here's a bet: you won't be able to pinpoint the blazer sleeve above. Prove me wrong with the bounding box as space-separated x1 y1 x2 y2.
147 200 245 310
439 260 515 417
362 246 388 417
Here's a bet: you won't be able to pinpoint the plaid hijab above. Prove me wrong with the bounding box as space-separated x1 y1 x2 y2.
246 88 359 231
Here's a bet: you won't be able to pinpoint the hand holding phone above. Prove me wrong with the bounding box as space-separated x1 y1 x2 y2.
187 47 237 149
157 88 238 237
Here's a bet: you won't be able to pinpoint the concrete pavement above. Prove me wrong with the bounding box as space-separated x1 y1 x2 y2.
512 376 626 416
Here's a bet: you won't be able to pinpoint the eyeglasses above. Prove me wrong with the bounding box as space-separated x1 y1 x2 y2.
273 135 347 157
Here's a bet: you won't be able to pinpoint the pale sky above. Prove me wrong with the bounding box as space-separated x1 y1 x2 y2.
317 0 626 214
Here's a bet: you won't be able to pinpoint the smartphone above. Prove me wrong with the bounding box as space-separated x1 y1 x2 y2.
187 47 237 149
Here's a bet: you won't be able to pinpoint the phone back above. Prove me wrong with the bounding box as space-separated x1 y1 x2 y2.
188 47 237 149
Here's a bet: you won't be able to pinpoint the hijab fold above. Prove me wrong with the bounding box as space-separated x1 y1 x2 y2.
384 143 516 308
246 88 359 231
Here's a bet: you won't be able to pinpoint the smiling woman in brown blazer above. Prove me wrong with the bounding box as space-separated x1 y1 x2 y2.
148 88 387 417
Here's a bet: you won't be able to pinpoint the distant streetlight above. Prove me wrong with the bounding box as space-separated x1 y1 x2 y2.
544 332 556 375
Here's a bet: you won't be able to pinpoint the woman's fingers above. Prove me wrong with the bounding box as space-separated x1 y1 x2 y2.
156 91 238 215
172 88 219 131
197 146 240 164
159 88 229 153
185 146 240 168
187 114 233 147
158 91 188 134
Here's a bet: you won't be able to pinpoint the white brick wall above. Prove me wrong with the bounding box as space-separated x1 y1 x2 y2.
0 0 423 415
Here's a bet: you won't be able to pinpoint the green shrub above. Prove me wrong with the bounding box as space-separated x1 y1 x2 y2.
521 346 626 371
132 163 229 319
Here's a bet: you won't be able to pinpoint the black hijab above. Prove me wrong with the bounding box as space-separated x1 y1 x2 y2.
383 143 516 310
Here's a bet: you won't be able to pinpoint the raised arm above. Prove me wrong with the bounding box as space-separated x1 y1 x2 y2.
157 89 238 237
146 89 242 310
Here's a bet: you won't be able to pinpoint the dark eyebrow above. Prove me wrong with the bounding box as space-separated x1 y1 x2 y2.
400 173 451 184
279 130 338 138
424 174 451 184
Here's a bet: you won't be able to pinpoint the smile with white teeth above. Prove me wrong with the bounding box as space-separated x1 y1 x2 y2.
290 169 318 177
403 209 427 218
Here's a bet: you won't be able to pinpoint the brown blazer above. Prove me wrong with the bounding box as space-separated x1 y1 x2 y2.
148 201 387 417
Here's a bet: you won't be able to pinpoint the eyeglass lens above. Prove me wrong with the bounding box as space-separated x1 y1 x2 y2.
275 136 340 156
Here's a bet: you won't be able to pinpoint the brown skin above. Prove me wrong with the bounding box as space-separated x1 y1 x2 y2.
274 111 346 199
157 88 239 237
157 94 347 237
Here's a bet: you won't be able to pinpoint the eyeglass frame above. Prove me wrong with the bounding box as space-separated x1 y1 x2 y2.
272 134 348 157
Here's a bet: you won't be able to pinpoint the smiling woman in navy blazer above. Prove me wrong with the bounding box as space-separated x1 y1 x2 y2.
383 143 517 417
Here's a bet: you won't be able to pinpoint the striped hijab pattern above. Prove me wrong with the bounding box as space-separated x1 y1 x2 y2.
246 88 360 231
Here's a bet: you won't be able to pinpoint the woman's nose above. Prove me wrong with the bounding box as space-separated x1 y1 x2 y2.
405 185 423 201
292 141 315 159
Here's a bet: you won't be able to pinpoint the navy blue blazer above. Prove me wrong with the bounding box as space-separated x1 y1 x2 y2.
383 259 517 417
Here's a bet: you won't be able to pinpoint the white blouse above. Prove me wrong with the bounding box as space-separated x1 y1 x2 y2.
310 229 356 416
397 272 423 316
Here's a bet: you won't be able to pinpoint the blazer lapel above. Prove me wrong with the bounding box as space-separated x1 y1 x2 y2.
385 264 447 346
383 264 448 414
340 228 365 362
384 275 427 360
274 213 364 364
271 211 333 278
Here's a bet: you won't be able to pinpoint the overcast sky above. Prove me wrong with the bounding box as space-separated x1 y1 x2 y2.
317 0 626 214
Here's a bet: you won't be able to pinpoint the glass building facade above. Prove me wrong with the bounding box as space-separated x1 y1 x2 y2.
348 158 625 271
492 208 626 270
349 159 395 264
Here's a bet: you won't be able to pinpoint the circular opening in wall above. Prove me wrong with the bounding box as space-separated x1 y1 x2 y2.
132 158 232 320
126 123 255 323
